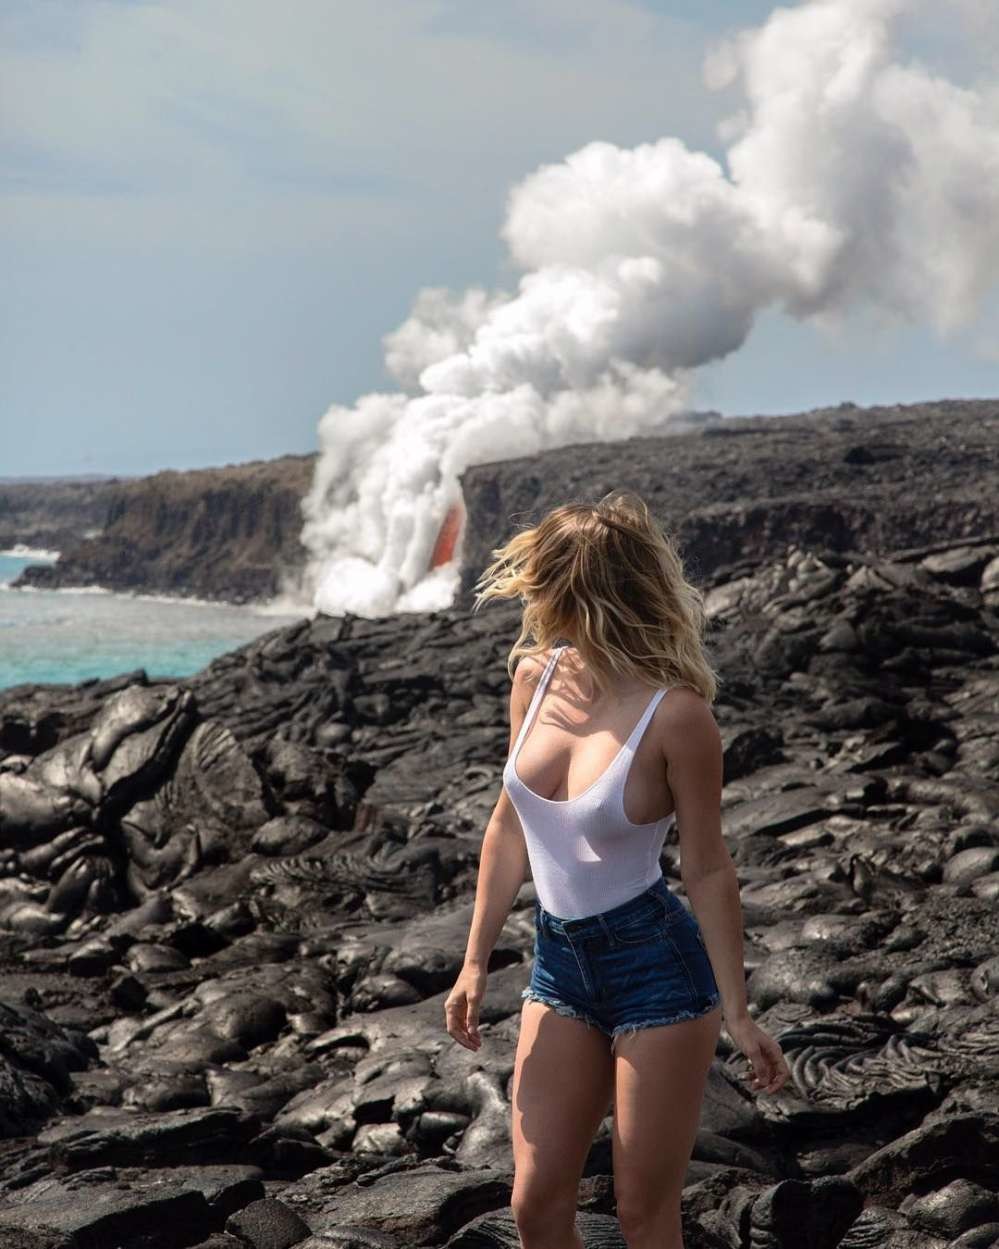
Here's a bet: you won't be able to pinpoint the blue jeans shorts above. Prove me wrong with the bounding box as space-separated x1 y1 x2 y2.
521 874 721 1052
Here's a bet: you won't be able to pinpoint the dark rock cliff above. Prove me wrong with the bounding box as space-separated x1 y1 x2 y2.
14 454 317 604
459 396 999 602
0 476 122 553
9 398 998 611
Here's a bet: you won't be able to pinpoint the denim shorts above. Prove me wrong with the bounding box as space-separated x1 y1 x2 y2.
521 874 721 1051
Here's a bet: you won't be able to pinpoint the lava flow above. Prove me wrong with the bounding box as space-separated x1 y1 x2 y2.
429 500 465 570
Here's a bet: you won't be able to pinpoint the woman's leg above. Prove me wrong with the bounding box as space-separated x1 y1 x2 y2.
610 1005 722 1249
511 1000 615 1249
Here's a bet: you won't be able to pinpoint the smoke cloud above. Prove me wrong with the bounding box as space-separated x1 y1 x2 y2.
300 0 999 618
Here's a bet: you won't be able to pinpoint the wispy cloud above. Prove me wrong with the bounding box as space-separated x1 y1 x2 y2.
0 0 711 220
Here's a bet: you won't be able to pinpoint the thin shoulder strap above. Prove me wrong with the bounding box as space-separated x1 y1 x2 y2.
623 686 670 753
509 646 564 763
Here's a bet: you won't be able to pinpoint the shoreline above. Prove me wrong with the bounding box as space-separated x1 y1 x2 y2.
0 544 60 560
0 548 312 691
0 578 314 618
1 549 312 617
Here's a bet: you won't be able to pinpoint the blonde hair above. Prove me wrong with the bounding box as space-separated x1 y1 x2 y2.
472 489 718 703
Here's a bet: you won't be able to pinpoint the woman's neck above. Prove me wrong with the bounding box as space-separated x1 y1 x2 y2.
552 642 660 702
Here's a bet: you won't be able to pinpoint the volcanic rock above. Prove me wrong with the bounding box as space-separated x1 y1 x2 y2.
2 408 999 1246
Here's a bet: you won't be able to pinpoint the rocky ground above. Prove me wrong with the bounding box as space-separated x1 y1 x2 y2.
1 421 998 1246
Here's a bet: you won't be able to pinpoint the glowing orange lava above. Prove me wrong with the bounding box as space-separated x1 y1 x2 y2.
429 501 464 569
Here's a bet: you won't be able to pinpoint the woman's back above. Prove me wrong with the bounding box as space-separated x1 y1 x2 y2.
503 643 677 920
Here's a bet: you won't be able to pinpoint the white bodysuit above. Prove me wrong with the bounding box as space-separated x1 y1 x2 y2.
502 643 676 920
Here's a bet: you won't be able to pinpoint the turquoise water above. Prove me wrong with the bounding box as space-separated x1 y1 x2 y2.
0 552 307 690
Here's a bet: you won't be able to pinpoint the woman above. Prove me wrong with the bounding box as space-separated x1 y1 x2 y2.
444 490 789 1249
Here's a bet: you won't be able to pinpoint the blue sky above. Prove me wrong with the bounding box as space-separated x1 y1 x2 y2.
2 0 996 477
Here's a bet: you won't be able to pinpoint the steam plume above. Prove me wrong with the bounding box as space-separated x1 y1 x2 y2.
301 0 999 618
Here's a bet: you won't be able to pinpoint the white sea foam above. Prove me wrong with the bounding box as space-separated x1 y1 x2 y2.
3 582 112 596
0 546 60 560
2 579 312 617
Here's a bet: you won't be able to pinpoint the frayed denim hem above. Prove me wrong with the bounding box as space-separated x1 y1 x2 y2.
521 987 722 1047
520 987 603 1033
610 993 722 1053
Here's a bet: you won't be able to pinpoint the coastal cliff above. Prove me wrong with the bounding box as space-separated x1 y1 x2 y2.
14 453 317 603
0 476 121 554
10 398 998 609
459 396 999 602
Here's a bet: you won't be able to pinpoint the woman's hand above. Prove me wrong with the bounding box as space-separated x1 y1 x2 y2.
725 1013 791 1095
444 964 487 1050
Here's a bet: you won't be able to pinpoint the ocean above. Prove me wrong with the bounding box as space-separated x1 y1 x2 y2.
0 550 306 691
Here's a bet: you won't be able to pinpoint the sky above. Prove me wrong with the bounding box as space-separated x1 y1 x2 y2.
2 0 997 478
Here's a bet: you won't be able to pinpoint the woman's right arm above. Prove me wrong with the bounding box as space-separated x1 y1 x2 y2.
444 658 536 1049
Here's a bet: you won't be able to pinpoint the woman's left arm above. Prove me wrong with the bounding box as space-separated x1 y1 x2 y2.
661 689 790 1095
661 689 748 1022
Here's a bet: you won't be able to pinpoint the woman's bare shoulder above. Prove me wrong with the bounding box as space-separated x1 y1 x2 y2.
657 684 721 750
508 650 553 750
513 648 553 683
510 649 553 704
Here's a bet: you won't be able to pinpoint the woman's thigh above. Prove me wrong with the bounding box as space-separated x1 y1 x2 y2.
511 1000 615 1216
611 1005 722 1223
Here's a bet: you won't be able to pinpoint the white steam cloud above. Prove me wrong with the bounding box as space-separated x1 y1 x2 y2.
300 0 999 619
